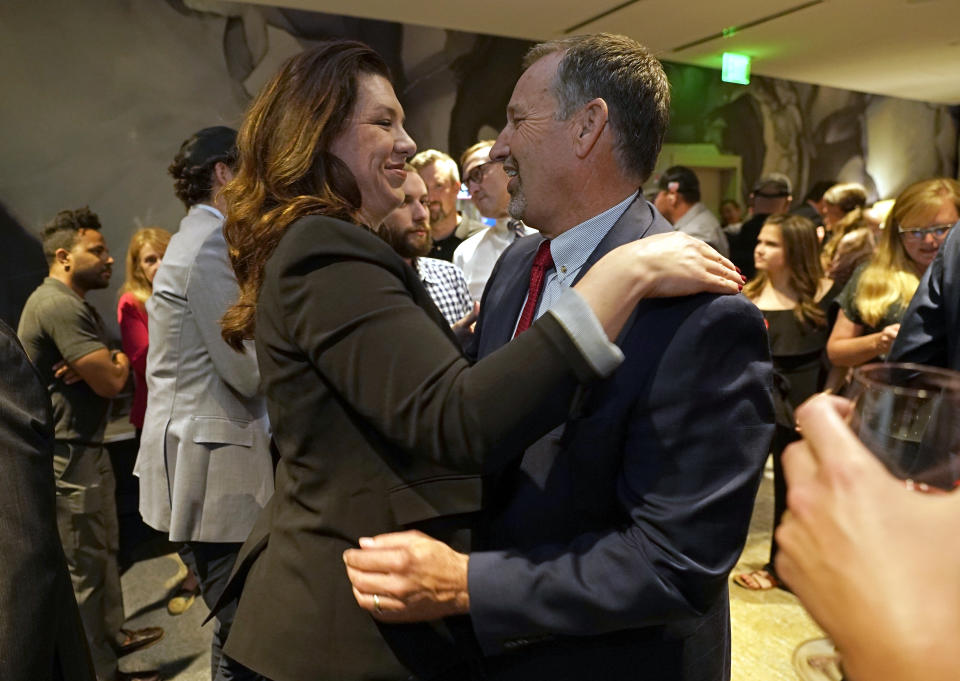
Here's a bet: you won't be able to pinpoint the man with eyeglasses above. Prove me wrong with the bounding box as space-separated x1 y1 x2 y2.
454 140 537 300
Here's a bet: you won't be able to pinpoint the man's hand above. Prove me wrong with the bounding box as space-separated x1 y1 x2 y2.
342 530 470 622
451 302 480 344
53 360 82 385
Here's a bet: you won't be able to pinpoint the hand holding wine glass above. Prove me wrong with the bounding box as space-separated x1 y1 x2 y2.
776 392 960 681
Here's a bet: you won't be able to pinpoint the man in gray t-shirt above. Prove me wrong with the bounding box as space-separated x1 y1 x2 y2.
18 207 163 681
19 277 112 443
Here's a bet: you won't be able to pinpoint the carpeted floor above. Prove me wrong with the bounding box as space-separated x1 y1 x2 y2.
117 456 824 680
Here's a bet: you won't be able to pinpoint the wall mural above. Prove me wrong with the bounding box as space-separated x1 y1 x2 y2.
0 0 957 328
194 0 958 203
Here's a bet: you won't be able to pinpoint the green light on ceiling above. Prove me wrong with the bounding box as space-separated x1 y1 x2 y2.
721 52 751 85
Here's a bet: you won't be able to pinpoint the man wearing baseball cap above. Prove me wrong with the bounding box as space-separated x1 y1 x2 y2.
654 165 729 257
729 173 794 279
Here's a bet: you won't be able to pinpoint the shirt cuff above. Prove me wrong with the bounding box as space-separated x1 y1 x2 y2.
545 288 624 378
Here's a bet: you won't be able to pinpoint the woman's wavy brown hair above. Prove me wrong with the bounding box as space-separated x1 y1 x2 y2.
220 41 391 350
743 214 827 327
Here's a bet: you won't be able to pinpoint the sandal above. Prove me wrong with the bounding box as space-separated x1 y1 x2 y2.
732 568 782 591
167 573 201 616
793 638 845 681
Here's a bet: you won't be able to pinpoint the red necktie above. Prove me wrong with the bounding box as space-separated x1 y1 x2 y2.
513 240 554 338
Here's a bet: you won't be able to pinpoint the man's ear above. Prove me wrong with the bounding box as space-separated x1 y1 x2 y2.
55 247 72 269
572 98 609 159
212 161 235 188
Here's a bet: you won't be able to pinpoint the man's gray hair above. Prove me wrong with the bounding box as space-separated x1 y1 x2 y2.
410 149 460 186
523 33 670 182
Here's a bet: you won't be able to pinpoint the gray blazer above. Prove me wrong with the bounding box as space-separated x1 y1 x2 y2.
136 204 273 543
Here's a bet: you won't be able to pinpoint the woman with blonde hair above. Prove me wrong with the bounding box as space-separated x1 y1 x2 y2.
820 182 874 288
733 214 834 591
827 177 960 369
117 227 171 435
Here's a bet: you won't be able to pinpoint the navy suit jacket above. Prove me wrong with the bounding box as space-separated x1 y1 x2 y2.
0 320 94 681
889 220 960 371
465 197 775 681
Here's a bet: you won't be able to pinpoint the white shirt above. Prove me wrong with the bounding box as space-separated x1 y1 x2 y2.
454 217 537 301
673 202 729 257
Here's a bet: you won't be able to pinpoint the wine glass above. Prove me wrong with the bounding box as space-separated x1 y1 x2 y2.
848 362 960 492
793 363 960 680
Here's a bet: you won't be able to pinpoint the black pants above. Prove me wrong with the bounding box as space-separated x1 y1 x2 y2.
179 541 261 681
767 424 801 573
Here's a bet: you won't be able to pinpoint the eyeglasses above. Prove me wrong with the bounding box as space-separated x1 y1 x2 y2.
464 161 497 186
898 223 955 241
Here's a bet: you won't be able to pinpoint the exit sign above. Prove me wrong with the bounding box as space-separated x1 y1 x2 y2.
722 53 751 84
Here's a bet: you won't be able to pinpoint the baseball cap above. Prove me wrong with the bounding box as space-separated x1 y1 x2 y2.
752 173 792 198
657 166 700 195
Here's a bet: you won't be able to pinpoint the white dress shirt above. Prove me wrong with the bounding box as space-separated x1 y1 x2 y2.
673 202 729 257
454 217 537 301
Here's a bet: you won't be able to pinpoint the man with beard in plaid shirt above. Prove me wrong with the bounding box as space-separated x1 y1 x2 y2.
381 165 477 328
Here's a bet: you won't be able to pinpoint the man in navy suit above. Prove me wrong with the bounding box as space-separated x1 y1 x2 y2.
345 34 774 681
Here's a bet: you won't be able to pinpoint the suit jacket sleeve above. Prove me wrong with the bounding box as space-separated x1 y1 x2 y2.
888 223 960 370
461 253 507 363
273 222 605 475
468 295 774 652
0 321 95 681
186 227 261 398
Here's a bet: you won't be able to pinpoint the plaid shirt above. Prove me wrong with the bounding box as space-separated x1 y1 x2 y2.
414 257 474 326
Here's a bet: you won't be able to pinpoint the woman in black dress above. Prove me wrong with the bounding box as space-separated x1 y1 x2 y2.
734 214 835 591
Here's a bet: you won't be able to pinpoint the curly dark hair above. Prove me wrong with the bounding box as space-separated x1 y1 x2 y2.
168 147 238 209
41 206 102 265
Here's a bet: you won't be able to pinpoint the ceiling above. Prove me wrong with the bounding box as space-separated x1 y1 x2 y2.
237 0 960 104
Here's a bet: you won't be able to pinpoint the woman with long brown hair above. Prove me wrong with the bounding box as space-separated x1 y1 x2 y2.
733 214 835 591
214 40 743 681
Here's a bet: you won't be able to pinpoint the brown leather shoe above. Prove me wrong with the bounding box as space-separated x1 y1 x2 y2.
116 670 161 681
116 626 164 656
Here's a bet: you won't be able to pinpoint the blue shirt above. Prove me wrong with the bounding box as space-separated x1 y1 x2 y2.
512 191 638 335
